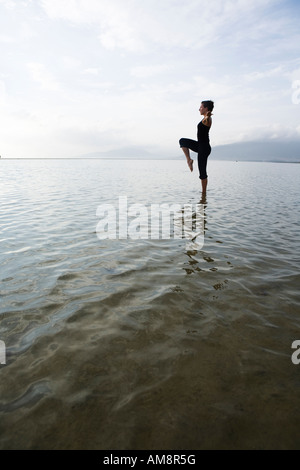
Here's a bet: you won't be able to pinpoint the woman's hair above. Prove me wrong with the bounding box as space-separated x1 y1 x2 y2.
201 100 214 112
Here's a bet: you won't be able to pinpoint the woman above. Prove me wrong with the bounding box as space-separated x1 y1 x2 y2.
179 100 214 194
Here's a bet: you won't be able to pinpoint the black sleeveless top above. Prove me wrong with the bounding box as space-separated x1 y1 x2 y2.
197 120 210 145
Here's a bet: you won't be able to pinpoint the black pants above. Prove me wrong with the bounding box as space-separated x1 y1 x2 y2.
179 138 211 180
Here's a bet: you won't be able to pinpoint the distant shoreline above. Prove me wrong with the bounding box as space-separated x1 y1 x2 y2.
1 157 300 163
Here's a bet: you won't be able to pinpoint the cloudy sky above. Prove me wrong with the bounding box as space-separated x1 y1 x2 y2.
0 0 299 158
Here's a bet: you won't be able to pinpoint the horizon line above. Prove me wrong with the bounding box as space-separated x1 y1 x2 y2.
1 157 299 163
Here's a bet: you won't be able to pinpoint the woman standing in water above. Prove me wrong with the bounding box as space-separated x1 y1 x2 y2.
179 100 214 194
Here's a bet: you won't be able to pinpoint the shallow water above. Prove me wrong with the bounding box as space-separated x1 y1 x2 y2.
0 158 300 449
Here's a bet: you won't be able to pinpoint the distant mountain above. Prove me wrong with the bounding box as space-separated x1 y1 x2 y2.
2 140 300 161
76 140 300 162
210 140 300 163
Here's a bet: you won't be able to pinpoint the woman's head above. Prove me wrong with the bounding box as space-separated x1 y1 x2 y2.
200 100 214 116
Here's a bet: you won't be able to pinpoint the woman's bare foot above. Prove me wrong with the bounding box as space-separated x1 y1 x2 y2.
187 158 193 172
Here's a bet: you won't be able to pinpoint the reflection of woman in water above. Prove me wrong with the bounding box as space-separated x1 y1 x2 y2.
179 100 214 194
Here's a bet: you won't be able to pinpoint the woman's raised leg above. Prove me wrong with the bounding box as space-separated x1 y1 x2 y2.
181 147 193 172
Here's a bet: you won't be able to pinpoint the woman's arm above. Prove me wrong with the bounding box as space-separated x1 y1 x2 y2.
202 115 212 127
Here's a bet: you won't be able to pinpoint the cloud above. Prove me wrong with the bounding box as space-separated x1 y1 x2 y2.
40 0 143 51
1 0 300 158
0 33 15 43
244 66 284 82
0 80 6 105
0 0 16 9
27 62 61 91
39 0 277 52
291 67 300 82
82 67 100 75
235 123 300 143
130 65 170 78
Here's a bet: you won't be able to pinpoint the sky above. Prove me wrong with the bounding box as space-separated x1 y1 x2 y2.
0 0 300 158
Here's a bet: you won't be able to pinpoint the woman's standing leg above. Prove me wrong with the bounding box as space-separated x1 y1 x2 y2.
201 178 207 194
198 145 210 194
